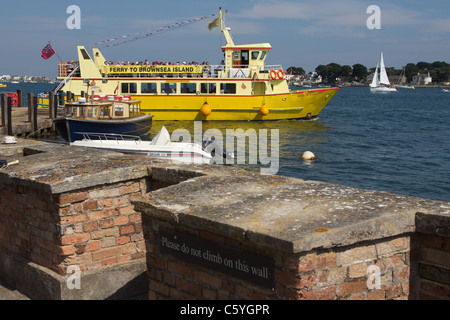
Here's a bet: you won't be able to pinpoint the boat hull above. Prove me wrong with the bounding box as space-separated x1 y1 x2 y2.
370 87 397 93
53 114 153 142
71 140 212 164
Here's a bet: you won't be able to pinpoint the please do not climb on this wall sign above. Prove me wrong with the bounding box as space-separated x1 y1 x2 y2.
159 228 275 289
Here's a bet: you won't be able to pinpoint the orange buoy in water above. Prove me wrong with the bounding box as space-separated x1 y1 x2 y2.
260 104 269 116
200 103 211 116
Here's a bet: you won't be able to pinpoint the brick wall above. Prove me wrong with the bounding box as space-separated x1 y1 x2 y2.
0 178 147 276
143 218 413 300
416 233 450 299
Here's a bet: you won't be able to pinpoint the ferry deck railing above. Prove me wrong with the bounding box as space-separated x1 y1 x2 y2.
101 64 283 79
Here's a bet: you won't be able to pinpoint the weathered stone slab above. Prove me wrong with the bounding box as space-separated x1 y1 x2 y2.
134 172 449 253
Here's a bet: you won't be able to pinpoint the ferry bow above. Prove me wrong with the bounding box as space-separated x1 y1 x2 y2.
55 9 338 121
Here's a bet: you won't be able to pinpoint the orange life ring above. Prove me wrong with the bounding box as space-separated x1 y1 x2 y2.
277 69 285 80
269 70 277 80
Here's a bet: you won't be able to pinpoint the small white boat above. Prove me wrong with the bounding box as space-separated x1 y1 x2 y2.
442 89 449 93
71 126 229 164
370 52 397 93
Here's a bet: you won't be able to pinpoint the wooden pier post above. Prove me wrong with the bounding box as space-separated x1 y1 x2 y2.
53 93 58 119
32 96 38 138
6 97 12 136
49 91 55 119
1 93 6 127
17 89 23 108
27 92 33 123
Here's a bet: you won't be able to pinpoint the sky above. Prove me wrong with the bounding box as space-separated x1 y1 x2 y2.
0 0 449 78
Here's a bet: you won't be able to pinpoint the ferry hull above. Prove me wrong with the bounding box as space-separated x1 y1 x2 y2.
134 88 338 121
49 87 338 121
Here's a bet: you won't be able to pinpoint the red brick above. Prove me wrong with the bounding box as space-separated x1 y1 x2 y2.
59 192 88 205
59 245 76 256
115 216 129 226
83 200 99 211
120 182 140 195
296 285 336 300
102 256 117 266
298 252 336 272
60 213 88 225
117 254 131 263
235 284 270 300
83 220 99 232
85 241 101 252
90 208 118 221
92 246 122 261
119 205 135 216
385 283 403 299
193 270 222 288
274 269 301 288
120 224 135 235
116 235 131 245
99 218 114 229
60 233 90 245
338 280 367 297
368 289 385 300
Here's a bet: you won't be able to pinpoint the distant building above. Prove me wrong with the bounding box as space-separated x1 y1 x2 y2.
412 72 432 85
304 72 322 85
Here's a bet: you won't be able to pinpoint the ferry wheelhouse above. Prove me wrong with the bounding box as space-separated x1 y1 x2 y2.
55 9 338 121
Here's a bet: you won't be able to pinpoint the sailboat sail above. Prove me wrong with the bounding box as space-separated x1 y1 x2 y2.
379 52 390 86
370 64 379 88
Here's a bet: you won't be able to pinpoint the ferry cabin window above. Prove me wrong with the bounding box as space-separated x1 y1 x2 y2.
121 83 137 94
220 83 236 94
181 83 197 94
161 83 177 94
141 83 157 94
200 83 217 94
241 51 249 66
251 51 260 60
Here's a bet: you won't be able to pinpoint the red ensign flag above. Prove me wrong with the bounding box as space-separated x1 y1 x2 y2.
41 43 56 60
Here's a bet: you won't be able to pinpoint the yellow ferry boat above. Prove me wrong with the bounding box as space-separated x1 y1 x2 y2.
53 9 338 121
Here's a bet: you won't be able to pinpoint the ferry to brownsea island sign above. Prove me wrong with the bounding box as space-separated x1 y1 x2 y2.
159 228 274 289
101 65 204 74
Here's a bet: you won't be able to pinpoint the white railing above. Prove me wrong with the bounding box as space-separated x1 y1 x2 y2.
77 132 142 142
54 65 80 93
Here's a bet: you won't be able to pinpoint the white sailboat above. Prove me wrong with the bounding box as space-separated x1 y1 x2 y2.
370 52 397 93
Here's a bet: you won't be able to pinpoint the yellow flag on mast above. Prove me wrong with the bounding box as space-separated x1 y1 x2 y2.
208 16 220 31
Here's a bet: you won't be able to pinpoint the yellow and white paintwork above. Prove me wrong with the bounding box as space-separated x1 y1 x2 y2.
55 9 338 121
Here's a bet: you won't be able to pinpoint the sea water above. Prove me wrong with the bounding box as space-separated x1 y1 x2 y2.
3 83 449 202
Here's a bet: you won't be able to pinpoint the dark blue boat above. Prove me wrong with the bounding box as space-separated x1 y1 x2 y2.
53 98 153 142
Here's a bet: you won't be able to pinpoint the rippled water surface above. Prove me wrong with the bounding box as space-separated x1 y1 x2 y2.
4 84 449 202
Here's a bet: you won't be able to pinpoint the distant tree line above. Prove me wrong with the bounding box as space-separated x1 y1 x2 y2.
287 61 450 84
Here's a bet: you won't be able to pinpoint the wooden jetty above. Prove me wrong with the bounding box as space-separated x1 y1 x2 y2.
0 90 64 138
